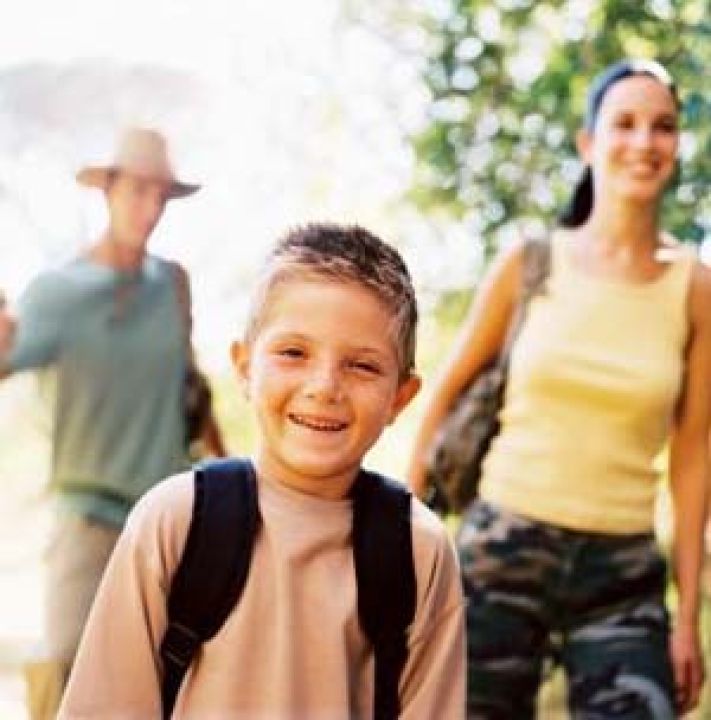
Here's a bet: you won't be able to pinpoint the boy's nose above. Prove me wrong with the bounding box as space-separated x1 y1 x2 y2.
304 365 343 402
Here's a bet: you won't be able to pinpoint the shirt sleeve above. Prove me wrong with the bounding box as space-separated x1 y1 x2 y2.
57 473 194 719
399 502 466 720
6 272 69 372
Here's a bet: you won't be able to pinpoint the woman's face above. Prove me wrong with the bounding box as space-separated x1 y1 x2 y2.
580 75 679 205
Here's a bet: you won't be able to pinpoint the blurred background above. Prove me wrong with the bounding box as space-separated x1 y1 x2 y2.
0 0 709 716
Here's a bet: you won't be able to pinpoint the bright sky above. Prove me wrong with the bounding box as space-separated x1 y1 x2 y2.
9 0 704 352
0 0 329 71
0 7 445 688
0 2 407 688
4 0 707 346
0 0 468 367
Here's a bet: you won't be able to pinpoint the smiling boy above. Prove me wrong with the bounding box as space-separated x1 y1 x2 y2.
58 223 465 719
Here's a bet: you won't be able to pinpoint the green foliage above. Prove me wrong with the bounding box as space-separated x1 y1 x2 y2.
433 287 473 328
411 0 711 259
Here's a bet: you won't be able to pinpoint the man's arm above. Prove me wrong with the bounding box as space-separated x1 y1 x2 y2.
201 408 228 457
58 475 195 717
1 273 66 377
172 262 228 458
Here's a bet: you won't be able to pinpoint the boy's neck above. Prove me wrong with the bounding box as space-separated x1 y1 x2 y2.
253 452 359 501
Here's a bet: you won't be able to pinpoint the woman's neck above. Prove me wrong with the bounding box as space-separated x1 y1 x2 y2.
570 195 673 282
582 195 661 255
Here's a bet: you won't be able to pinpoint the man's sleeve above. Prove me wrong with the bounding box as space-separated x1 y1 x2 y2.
57 474 194 717
399 503 466 720
5 273 67 372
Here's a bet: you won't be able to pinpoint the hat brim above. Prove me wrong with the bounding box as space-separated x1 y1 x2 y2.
76 166 200 199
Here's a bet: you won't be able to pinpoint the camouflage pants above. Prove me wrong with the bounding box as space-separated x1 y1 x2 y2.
458 500 675 719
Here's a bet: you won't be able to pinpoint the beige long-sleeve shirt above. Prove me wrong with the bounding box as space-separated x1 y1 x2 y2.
58 469 466 719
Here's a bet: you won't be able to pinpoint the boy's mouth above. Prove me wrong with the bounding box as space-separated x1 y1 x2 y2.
288 413 348 432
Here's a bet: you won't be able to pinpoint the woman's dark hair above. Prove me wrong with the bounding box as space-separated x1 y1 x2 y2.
559 59 679 228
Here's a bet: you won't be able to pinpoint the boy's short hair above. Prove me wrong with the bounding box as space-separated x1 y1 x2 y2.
245 223 418 376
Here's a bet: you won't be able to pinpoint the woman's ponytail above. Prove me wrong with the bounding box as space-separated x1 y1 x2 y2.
559 166 593 228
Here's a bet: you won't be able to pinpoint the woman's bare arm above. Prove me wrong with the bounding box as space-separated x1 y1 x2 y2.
407 241 524 497
668 261 711 713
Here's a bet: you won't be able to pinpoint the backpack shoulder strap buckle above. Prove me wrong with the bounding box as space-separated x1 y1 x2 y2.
161 621 201 670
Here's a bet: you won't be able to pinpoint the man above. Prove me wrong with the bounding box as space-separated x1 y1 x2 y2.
0 127 225 718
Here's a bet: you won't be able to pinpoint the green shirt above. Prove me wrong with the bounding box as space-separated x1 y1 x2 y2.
5 255 188 526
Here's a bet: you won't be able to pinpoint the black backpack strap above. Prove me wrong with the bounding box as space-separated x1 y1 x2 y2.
352 470 416 720
159 458 259 719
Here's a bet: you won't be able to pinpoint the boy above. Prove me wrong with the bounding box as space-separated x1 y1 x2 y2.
58 223 466 718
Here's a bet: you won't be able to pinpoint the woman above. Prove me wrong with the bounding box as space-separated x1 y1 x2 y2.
408 60 711 717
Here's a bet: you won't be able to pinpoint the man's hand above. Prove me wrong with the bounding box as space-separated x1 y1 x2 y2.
0 291 16 357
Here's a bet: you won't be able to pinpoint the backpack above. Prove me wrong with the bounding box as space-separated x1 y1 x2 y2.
159 458 416 720
424 238 552 514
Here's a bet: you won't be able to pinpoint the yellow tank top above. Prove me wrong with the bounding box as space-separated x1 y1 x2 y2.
479 230 692 533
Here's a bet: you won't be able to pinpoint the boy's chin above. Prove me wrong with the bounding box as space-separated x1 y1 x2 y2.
289 458 361 486
285 471 358 500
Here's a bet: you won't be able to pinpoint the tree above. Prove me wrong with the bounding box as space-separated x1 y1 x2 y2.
410 0 711 261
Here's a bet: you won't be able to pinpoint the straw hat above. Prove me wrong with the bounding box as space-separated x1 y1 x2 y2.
76 127 200 199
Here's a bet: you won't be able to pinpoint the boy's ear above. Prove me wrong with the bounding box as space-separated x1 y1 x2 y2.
576 128 593 164
230 340 251 396
387 373 421 425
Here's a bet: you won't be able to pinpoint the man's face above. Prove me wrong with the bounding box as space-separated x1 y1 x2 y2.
105 172 170 250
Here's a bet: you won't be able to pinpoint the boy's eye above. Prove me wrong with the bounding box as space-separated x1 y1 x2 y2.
348 359 382 375
277 347 305 359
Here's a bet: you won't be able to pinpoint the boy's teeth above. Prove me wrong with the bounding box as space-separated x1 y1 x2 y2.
290 414 346 431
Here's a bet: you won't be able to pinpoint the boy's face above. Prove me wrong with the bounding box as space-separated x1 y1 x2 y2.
232 278 420 499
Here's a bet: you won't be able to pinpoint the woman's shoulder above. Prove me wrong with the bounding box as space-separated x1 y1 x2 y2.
686 255 711 328
655 232 696 263
490 233 554 280
653 233 711 333
476 236 529 308
657 233 711 300
490 236 528 273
